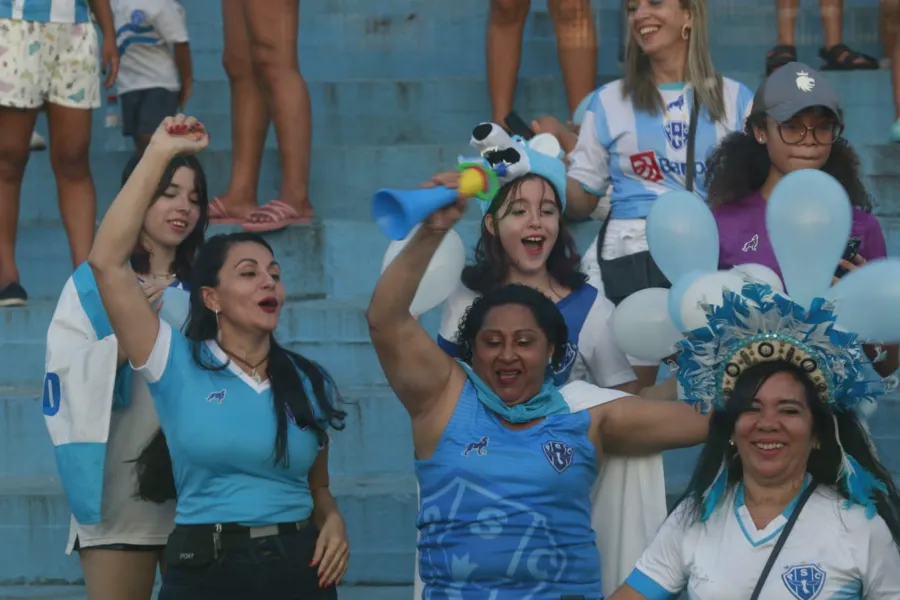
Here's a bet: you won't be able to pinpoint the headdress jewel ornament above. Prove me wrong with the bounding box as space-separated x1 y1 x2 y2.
676 282 896 520
457 122 568 214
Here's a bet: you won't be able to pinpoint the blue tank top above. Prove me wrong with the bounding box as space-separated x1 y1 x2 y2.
415 380 602 599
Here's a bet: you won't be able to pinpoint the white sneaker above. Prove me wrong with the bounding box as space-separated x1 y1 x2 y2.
30 131 47 151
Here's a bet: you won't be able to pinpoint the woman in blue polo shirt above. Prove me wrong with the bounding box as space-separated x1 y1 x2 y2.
85 114 349 599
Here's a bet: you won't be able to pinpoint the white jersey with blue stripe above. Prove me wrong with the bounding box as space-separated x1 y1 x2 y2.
568 78 754 219
626 484 900 599
0 0 91 23
113 0 188 94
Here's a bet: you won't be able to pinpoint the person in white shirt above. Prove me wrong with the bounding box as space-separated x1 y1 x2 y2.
607 284 900 600
533 0 753 392
112 0 192 151
45 151 208 600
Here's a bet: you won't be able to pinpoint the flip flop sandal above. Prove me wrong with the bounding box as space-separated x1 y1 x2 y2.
765 44 797 76
241 200 312 233
208 196 243 224
819 44 879 71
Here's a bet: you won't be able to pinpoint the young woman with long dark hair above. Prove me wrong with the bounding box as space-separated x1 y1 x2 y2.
44 151 208 600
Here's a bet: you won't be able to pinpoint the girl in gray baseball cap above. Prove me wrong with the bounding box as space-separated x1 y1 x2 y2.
704 62 897 379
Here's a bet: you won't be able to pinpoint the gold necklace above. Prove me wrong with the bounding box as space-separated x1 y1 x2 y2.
221 348 269 384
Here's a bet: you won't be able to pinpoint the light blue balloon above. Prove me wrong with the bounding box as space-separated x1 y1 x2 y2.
667 269 706 331
647 190 720 284
610 287 682 362
766 169 851 310
826 258 900 342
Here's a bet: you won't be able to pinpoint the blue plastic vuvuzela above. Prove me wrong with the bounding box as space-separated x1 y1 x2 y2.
371 186 459 240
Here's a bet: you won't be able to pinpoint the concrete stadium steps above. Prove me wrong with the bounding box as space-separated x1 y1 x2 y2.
13 181 900 306
77 71 896 151
169 2 882 80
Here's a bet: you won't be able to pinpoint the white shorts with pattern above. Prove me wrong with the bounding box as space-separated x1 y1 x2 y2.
0 19 100 110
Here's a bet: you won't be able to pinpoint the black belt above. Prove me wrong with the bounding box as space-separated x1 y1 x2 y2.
174 520 310 551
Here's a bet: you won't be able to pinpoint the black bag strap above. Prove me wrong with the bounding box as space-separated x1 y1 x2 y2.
748 481 819 600
596 88 701 260
683 89 700 192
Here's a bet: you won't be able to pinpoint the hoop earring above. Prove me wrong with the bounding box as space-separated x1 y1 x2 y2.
681 24 690 40
215 309 222 344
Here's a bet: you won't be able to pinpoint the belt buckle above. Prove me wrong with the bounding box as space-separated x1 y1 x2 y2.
248 525 279 539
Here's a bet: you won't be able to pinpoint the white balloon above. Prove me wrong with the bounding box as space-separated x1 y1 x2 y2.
611 288 683 362
731 263 784 293
680 271 746 332
381 225 466 316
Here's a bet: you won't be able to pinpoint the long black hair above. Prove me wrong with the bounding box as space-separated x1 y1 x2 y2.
123 153 210 282
705 110 872 211
461 174 587 295
677 360 900 545
134 233 346 502
454 283 569 371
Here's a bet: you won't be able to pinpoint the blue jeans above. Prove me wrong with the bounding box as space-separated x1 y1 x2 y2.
158 523 338 600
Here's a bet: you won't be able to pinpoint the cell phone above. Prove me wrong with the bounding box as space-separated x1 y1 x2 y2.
504 111 536 140
835 237 861 278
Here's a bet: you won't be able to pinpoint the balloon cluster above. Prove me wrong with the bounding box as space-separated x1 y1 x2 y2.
611 170 900 362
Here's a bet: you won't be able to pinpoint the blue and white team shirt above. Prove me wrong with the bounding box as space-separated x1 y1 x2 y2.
437 282 636 389
113 0 188 94
135 319 328 526
626 484 900 599
0 0 91 22
569 78 754 219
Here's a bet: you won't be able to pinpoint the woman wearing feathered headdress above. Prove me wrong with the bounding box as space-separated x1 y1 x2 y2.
607 284 900 599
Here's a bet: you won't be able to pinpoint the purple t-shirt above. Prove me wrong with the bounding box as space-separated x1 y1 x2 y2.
713 191 887 277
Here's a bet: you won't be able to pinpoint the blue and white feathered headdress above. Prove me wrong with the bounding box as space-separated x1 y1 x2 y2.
458 122 568 214
677 282 896 519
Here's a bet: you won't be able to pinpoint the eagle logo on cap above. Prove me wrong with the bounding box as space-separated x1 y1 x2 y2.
795 70 815 92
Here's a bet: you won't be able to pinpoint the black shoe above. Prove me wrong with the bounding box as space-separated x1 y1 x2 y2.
0 281 28 307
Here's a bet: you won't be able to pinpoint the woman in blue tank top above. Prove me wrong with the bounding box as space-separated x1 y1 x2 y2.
420 121 671 597
367 189 711 599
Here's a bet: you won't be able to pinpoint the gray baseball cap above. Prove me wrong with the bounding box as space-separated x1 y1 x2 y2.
750 62 842 124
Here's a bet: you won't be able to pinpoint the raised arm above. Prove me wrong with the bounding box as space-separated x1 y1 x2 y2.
365 189 466 420
596 395 709 456
87 116 208 368
532 115 607 221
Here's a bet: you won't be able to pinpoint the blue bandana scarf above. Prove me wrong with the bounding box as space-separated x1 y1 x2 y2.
457 360 571 423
